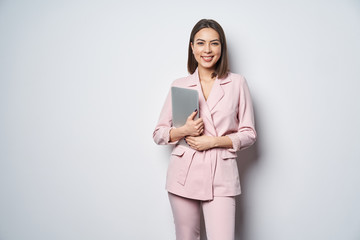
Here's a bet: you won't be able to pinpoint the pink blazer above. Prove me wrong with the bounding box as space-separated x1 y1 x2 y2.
153 68 256 200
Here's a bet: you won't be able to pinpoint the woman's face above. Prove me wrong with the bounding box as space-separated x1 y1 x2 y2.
191 28 221 72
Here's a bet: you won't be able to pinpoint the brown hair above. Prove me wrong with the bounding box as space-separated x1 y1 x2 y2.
187 19 229 79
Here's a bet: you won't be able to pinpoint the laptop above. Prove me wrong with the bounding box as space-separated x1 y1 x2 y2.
171 86 199 128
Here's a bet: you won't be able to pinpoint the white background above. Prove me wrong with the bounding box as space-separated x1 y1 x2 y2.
1 0 360 239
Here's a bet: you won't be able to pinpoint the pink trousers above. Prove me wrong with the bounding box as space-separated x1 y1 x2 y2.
168 192 236 240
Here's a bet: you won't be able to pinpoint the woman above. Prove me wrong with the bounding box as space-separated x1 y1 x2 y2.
153 19 256 240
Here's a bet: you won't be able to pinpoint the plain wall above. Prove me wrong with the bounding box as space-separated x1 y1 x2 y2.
1 0 360 239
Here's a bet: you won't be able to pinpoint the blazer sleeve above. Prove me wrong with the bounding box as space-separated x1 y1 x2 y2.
226 77 257 152
153 88 179 145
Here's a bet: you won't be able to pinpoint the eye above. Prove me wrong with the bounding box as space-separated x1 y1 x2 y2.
196 42 204 45
212 42 220 46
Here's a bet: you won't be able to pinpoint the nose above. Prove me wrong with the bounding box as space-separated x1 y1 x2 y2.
204 43 212 53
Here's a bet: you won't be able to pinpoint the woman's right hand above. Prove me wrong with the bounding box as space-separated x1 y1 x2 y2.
169 110 204 143
183 110 204 136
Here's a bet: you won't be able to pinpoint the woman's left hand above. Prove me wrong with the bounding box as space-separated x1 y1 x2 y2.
185 135 215 151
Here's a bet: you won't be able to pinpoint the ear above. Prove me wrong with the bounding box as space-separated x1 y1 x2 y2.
191 42 194 53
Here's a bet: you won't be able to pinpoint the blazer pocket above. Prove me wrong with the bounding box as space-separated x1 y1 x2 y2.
171 147 186 157
221 150 237 160
220 150 239 181
170 146 196 186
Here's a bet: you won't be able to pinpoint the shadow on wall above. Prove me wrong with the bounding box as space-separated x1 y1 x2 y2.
235 142 260 240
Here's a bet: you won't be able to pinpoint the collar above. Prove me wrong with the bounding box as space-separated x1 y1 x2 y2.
185 68 232 87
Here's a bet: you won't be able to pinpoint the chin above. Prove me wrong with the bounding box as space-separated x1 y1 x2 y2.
200 63 216 70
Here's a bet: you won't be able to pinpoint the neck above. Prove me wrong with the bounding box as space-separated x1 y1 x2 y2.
198 67 215 82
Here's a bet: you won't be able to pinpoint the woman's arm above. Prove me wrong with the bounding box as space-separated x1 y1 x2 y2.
213 136 233 148
185 135 233 151
226 77 256 152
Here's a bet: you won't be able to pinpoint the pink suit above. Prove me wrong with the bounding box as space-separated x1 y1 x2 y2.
153 68 257 201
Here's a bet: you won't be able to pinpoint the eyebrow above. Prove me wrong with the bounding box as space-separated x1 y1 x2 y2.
195 38 220 42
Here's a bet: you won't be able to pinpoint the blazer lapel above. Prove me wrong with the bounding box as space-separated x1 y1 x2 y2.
206 79 224 112
205 74 232 112
189 69 218 136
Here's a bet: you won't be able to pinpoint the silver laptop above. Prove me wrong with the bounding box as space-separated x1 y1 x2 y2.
171 86 199 128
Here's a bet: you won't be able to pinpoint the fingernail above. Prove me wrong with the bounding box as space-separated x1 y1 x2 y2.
195 109 197 112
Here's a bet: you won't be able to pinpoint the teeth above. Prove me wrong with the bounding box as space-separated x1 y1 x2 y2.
203 56 213 60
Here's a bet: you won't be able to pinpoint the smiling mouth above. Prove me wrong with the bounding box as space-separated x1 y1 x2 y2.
201 56 214 62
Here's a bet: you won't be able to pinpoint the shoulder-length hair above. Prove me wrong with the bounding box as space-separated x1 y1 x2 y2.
187 19 229 79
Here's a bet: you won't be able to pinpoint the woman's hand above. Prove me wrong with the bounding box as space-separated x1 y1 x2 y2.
185 135 215 151
183 111 204 137
169 111 203 142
